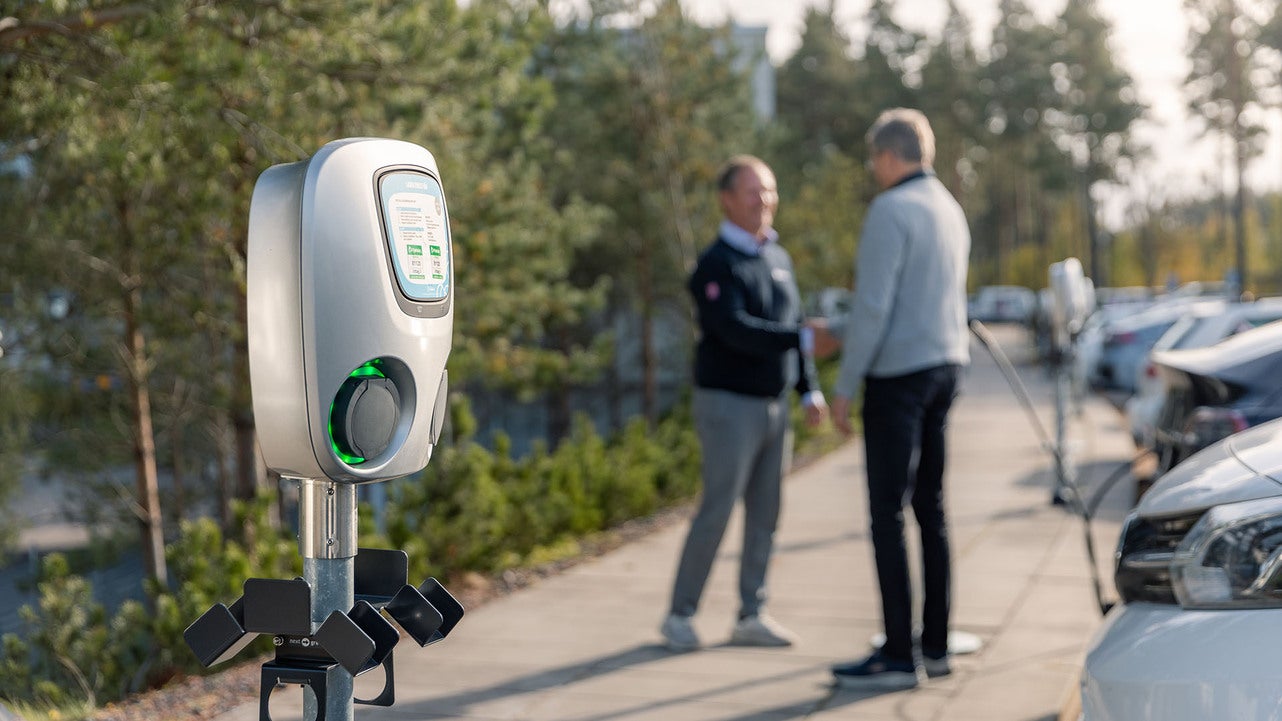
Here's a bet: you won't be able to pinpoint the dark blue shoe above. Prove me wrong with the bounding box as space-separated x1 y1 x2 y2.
831 651 920 689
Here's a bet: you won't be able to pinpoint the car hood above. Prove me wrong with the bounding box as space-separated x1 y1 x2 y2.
1105 300 1198 335
1137 418 1282 518
1151 320 1282 387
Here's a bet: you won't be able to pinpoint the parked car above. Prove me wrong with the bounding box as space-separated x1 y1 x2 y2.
1147 319 1282 480
1081 416 1282 720
1090 299 1198 393
1094 285 1156 307
969 285 1035 324
1127 299 1282 449
1073 304 1135 382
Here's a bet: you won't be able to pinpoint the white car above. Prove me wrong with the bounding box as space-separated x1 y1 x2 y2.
969 285 1036 324
1081 417 1282 720
1126 298 1282 449
1072 301 1154 393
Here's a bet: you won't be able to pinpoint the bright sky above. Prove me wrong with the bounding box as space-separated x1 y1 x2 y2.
683 0 1282 228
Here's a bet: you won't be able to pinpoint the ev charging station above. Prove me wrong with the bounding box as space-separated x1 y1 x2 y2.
1047 258 1093 506
184 138 464 721
969 259 1119 615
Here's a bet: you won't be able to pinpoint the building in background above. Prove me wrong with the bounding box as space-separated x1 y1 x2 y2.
726 25 775 122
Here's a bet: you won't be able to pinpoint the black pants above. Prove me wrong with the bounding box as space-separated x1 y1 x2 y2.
862 364 960 662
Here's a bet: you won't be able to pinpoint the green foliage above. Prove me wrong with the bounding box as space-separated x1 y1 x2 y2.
917 0 984 199
538 0 760 421
366 0 613 399
1047 0 1144 180
2 0 1265 714
0 554 112 706
1181 0 1274 292
0 491 292 709
1265 3 1282 52
858 0 923 116
383 397 700 581
0 634 32 706
791 357 851 455
0 0 620 586
1105 190 1282 294
772 152 867 295
0 366 33 551
774 5 864 165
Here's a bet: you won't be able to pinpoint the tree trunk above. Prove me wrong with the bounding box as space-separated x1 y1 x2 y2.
546 325 572 447
1084 171 1103 287
1220 136 1233 288
1032 186 1049 275
170 422 186 524
124 283 167 588
1002 178 1018 282
1233 129 1248 297
1227 8 1248 296
608 321 623 434
217 427 233 530
639 238 657 426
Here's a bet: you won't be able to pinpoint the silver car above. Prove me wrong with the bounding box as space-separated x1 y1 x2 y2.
1127 299 1282 451
1083 417 1282 720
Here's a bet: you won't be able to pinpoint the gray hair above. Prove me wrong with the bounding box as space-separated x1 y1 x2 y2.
867 108 935 167
717 155 772 192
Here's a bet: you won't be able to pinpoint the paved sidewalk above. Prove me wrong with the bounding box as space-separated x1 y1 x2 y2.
219 325 1134 721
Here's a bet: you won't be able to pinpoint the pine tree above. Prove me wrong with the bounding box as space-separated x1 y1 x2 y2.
977 0 1064 285
539 0 758 427
774 4 863 167
918 0 984 205
857 0 922 118
1184 0 1271 294
1046 0 1144 285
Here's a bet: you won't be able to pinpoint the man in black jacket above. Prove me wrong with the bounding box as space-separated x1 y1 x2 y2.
660 155 826 651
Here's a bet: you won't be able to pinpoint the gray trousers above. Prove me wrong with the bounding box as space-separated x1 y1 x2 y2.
669 387 790 618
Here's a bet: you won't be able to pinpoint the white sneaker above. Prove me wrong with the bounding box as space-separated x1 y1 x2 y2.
660 613 700 651
729 614 797 647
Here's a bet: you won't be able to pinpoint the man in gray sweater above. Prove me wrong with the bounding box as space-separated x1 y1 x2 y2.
826 108 971 688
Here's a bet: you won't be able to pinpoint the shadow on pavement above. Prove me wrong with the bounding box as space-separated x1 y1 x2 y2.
1012 461 1135 520
377 641 922 721
774 530 868 556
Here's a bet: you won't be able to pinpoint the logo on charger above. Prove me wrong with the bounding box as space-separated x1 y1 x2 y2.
274 635 317 649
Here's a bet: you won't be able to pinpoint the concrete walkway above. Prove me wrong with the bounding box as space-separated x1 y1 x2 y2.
219 325 1134 721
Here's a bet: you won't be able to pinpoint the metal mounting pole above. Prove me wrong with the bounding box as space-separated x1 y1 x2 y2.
298 477 357 721
1050 347 1080 508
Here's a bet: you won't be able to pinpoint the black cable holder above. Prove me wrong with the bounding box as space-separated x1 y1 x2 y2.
183 547 464 720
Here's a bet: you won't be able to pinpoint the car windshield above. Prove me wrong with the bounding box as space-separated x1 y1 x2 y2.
1160 316 1202 352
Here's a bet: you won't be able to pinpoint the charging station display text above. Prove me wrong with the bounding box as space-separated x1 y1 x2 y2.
379 171 452 304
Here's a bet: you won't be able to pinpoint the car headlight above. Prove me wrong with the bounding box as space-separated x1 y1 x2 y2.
1171 495 1282 609
1114 509 1204 604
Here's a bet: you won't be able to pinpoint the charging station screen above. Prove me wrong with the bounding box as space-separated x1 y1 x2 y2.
379 171 452 303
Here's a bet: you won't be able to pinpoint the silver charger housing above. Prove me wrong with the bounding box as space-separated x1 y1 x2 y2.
247 138 453 483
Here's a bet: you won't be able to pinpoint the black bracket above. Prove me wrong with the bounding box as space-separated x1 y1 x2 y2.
259 660 342 721
183 547 464 720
